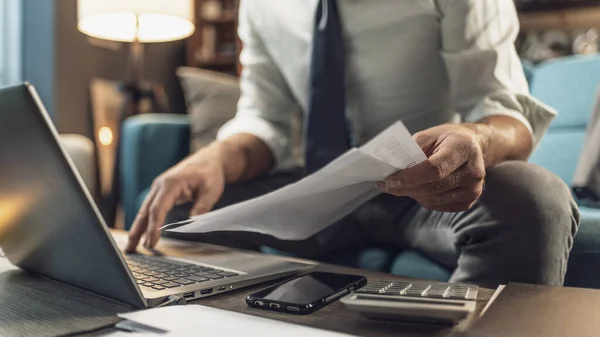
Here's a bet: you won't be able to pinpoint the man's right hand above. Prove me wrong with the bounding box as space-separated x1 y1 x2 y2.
125 144 227 252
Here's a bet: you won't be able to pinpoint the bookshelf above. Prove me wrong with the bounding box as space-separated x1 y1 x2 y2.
519 7 600 31
187 0 241 75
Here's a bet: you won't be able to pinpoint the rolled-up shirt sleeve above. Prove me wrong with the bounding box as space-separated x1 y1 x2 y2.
438 0 557 146
217 0 301 170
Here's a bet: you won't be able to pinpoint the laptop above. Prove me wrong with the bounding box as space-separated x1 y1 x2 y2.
0 83 313 308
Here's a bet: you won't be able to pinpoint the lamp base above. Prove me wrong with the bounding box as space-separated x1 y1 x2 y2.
98 80 168 227
118 81 169 117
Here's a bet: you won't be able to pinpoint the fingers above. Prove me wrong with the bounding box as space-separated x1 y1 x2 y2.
190 179 224 216
382 165 484 197
126 188 158 253
377 167 484 213
145 181 182 249
386 139 473 190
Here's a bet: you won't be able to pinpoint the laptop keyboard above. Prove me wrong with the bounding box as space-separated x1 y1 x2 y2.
125 254 239 291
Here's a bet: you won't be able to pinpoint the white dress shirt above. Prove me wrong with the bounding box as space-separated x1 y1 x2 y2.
217 0 557 170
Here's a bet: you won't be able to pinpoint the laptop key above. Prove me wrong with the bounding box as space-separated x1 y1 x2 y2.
203 274 224 280
143 282 155 287
174 279 195 285
163 282 182 288
218 272 238 277
136 280 145 284
175 266 192 272
185 275 209 282
145 277 159 282
152 285 166 290
145 271 161 277
193 267 214 273
163 276 178 281
154 280 170 285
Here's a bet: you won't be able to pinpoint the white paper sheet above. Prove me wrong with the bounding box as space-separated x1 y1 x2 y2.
162 121 426 241
116 305 356 337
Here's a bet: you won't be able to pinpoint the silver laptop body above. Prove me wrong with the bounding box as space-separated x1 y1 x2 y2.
0 83 313 308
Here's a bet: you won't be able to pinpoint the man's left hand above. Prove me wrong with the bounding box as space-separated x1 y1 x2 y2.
377 124 487 212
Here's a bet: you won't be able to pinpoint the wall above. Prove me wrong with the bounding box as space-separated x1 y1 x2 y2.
22 0 187 138
22 0 55 116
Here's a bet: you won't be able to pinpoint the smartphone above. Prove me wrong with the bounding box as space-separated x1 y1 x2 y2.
246 271 367 315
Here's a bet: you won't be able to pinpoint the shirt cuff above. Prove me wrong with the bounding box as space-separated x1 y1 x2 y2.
217 115 296 171
465 90 558 147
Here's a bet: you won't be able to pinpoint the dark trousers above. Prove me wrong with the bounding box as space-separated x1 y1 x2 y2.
165 161 580 288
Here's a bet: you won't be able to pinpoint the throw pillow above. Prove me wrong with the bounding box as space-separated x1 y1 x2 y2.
176 67 240 152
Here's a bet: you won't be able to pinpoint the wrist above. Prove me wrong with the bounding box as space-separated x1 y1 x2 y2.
462 115 533 167
200 134 274 183
203 140 240 182
461 123 494 166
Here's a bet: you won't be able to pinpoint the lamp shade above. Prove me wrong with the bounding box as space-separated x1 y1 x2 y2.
78 0 195 43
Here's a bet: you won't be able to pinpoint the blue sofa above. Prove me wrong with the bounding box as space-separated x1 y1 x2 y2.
121 55 600 288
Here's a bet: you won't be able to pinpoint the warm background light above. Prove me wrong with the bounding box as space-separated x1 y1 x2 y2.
77 0 195 43
0 194 32 239
98 126 114 146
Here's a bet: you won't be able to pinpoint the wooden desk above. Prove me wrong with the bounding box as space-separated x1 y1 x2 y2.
0 230 494 337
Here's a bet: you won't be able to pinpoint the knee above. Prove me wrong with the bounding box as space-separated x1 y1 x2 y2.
483 161 580 240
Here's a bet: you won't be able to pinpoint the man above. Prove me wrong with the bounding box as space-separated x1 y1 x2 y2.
127 0 580 288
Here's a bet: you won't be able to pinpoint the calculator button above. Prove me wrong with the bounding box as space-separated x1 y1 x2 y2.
448 286 471 299
427 285 451 298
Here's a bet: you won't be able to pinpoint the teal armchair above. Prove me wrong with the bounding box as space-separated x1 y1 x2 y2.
121 55 600 288
527 55 600 288
121 114 190 228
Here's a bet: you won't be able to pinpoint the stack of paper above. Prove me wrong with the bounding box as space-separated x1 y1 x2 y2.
162 122 426 241
113 305 357 336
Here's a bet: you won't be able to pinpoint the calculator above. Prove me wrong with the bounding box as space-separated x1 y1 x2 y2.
340 280 479 325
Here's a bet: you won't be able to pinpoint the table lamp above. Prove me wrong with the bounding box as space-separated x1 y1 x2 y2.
77 0 195 226
78 0 195 113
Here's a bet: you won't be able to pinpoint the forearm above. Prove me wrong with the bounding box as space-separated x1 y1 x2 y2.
463 115 533 168
201 134 275 183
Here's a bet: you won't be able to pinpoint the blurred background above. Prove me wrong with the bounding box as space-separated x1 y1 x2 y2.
1 0 600 228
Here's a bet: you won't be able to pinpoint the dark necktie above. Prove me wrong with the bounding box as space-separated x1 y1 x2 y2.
304 0 350 174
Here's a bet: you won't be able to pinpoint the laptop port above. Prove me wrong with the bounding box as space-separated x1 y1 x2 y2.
200 288 213 295
269 303 280 309
183 292 195 299
217 286 226 292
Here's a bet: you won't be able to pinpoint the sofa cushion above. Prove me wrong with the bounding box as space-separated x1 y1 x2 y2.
529 129 587 184
530 55 600 129
177 67 240 152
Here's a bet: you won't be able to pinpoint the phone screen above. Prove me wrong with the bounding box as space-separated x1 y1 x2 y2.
251 272 365 305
